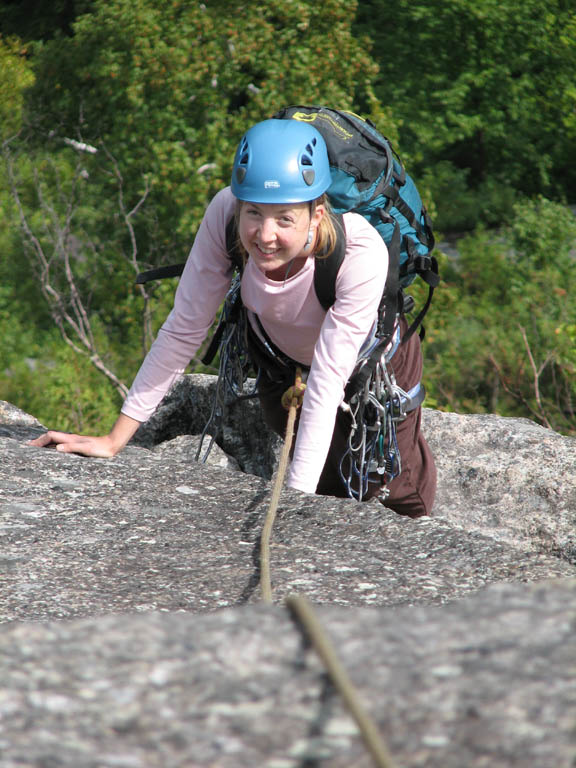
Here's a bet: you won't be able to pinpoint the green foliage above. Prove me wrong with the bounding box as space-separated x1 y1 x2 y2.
420 162 520 233
0 340 122 434
416 197 576 434
2 0 575 436
0 0 94 42
0 276 121 433
2 0 387 428
26 0 383 253
355 0 576 229
0 36 35 139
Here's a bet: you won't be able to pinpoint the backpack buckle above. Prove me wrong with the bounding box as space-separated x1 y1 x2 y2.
402 293 415 314
414 254 432 273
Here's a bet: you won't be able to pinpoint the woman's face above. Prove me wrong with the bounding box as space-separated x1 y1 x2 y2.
238 201 324 280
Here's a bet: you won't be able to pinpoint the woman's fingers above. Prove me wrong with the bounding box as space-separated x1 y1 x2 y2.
27 431 79 448
26 432 115 458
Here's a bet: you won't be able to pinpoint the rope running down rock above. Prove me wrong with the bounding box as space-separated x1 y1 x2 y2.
260 368 305 604
258 368 398 768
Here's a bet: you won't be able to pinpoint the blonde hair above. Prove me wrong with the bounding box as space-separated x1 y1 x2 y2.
313 195 339 260
233 202 249 267
233 195 340 264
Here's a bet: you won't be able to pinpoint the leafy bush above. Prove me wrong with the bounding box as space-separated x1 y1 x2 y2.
416 197 576 434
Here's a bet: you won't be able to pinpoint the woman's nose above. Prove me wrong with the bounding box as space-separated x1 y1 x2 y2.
259 217 277 243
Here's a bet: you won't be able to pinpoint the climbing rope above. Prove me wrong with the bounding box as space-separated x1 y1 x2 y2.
260 367 304 604
257 368 397 768
286 594 398 768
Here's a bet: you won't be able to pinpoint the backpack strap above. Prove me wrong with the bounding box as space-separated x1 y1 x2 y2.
200 218 245 366
225 215 244 272
135 261 185 284
312 214 346 310
401 249 439 345
135 216 241 285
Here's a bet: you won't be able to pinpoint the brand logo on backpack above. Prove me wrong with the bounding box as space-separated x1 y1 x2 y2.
291 110 354 141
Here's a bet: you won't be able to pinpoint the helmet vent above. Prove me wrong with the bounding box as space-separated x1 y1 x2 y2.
301 154 313 166
302 169 315 186
236 167 247 184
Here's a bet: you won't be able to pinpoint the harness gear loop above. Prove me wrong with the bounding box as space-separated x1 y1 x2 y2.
260 367 303 603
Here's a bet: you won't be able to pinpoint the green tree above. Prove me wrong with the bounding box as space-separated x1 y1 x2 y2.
25 0 385 249
355 0 576 230
417 198 576 434
0 36 35 139
2 0 388 427
0 0 94 43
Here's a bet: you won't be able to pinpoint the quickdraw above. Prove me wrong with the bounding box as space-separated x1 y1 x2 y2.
339 335 425 502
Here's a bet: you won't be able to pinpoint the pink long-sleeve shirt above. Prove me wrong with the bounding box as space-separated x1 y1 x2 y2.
122 187 388 493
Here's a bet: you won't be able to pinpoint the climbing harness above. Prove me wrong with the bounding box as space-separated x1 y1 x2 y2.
198 275 424 508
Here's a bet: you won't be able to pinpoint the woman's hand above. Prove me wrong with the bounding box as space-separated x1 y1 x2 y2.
27 431 120 458
26 413 142 458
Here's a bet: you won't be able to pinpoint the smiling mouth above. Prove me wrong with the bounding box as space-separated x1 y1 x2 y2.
255 245 279 257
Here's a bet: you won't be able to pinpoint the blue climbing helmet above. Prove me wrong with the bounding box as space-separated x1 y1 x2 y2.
231 118 332 204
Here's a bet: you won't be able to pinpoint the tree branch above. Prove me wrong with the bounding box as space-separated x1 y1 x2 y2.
3 141 129 400
489 326 554 430
518 325 553 429
103 145 155 356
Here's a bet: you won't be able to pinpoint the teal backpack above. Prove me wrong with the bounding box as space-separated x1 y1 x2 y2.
272 105 438 348
139 105 438 351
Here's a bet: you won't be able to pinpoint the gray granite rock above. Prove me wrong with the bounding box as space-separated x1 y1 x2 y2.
0 580 574 768
422 409 576 561
1 391 575 767
151 433 241 472
133 374 576 561
2 421 574 623
0 400 45 428
132 373 281 478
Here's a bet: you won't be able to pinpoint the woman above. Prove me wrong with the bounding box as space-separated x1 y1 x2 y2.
29 118 436 517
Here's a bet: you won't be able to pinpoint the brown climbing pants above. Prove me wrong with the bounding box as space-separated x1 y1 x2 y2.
257 318 437 518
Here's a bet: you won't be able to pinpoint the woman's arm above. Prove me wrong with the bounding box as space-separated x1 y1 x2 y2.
28 188 237 455
288 214 388 493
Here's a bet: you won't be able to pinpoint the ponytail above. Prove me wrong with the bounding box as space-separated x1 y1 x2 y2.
312 195 339 260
